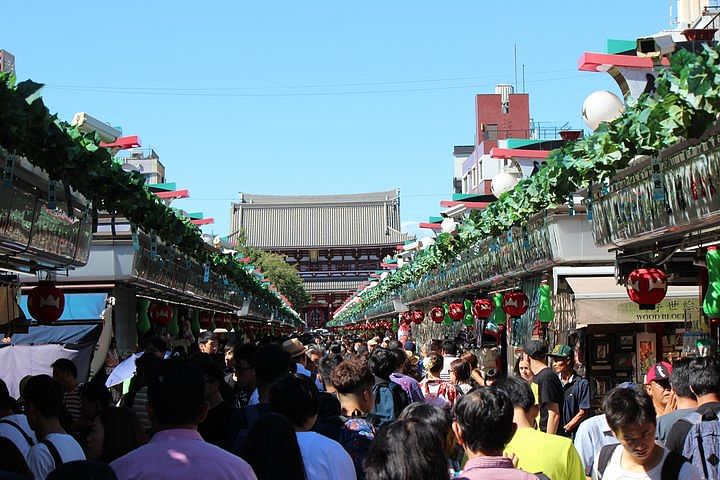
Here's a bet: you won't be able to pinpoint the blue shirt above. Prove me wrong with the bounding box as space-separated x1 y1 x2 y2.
573 414 618 476
561 374 591 438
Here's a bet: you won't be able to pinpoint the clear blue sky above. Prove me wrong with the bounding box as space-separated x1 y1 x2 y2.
4 2 670 238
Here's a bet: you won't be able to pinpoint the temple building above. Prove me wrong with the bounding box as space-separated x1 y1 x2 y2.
230 190 413 328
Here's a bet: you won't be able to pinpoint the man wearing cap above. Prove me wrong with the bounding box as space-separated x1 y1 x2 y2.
523 340 563 434
549 344 590 439
644 361 673 417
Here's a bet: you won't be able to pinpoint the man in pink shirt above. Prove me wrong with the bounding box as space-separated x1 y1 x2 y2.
111 358 256 480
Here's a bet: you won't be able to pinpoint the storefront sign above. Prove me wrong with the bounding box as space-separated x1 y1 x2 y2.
575 296 700 327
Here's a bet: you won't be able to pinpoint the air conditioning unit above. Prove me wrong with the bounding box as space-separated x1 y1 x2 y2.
70 112 122 143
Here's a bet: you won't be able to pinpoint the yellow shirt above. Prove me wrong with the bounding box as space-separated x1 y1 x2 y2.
504 427 585 480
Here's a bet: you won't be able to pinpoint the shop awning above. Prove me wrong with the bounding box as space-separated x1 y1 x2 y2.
20 292 108 323
566 276 700 327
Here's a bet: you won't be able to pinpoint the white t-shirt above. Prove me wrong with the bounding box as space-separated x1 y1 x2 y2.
296 431 356 480
440 355 459 381
0 413 37 459
592 444 701 480
27 432 86 479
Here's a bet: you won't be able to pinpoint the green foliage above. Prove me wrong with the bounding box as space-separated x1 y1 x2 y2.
0 74 297 319
333 44 720 325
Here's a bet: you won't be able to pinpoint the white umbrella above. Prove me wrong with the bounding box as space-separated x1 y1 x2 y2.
105 352 143 388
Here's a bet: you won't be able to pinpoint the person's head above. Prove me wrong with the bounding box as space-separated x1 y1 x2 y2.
522 340 548 366
365 419 450 480
492 375 538 424
51 358 78 391
387 340 402 350
133 351 162 386
317 354 344 393
449 359 471 385
548 344 574 375
198 331 218 354
429 339 443 354
513 356 533 382
23 375 64 431
0 378 15 415
79 382 112 421
144 336 167 358
425 352 444 376
603 386 657 465
669 357 696 401
233 343 258 389
398 402 455 456
329 357 375 414
87 407 147 462
689 357 720 399
241 413 306 480
197 358 225 402
367 338 379 352
644 361 673 411
224 343 235 368
254 343 292 388
269 374 319 431
329 344 341 355
441 340 457 356
305 345 322 372
368 348 397 380
460 351 478 370
147 358 207 428
453 387 515 456
282 338 309 367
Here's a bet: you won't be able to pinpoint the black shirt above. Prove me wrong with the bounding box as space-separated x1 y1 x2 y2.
665 401 720 453
533 366 564 433
198 400 236 450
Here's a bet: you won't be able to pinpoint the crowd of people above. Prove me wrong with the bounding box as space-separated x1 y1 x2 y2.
0 329 718 480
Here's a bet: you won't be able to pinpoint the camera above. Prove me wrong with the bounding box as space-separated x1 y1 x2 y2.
636 34 675 58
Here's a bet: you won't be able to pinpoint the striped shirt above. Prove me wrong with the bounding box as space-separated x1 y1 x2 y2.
64 384 83 424
131 387 152 432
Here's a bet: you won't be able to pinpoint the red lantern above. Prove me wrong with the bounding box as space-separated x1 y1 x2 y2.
412 310 424 324
27 281 65 324
472 299 493 319
448 303 464 321
626 267 667 310
430 306 444 323
148 302 173 327
502 291 528 317
401 311 413 325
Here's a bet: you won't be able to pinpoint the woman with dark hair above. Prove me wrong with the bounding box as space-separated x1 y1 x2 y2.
241 413 307 480
419 353 460 409
398 403 460 476
87 407 147 463
460 351 484 388
449 359 473 395
365 418 450 480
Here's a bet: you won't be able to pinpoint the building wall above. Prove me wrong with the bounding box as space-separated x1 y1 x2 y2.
475 93 530 154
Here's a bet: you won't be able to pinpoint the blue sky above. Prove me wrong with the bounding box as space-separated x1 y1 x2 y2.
4 2 669 238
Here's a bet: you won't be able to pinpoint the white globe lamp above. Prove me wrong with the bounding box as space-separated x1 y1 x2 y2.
582 90 625 131
491 171 520 198
441 217 457 234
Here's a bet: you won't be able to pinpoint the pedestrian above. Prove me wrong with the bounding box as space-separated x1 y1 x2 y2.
460 351 484 388
494 376 585 480
329 358 377 480
198 331 219 355
389 348 424 403
655 357 697 444
368 348 410 426
317 354 344 394
0 436 32 478
452 388 537 479
439 340 460 381
548 344 591 439
51 359 83 428
24 375 86 479
523 340 563 434
592 386 700 479
449 359 473 395
269 374 356 480
86 407 146 463
0 378 37 461
227 343 257 408
398 403 460 476
110 358 257 480
420 352 461 409
120 352 161 434
365 419 450 480
644 362 673 417
197 359 236 449
76 383 112 445
241 413 306 480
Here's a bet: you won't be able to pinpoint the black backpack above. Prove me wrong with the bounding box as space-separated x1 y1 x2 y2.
596 443 688 480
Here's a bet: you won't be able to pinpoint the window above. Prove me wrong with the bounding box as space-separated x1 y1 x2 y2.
484 124 498 140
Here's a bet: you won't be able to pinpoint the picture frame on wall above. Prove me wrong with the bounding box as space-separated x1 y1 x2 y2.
591 339 611 364
595 378 609 397
617 334 634 351
613 351 634 371
636 333 656 383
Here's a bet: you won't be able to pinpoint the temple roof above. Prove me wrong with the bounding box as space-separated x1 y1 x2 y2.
231 190 414 249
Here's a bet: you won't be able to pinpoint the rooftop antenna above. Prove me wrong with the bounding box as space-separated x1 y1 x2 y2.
522 64 526 93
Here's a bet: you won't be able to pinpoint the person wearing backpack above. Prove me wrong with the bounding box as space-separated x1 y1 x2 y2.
0 378 37 461
24 375 85 479
592 386 700 480
666 357 720 456
368 348 410 426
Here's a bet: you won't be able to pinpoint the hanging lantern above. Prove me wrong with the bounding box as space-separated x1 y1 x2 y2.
472 298 493 319
492 293 507 325
27 281 65 324
448 303 464 321
148 302 173 327
626 267 667 310
502 291 528 317
401 311 413 325
412 310 424 325
430 306 444 323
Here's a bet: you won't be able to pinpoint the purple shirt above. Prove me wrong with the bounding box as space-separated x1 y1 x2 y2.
457 456 537 480
390 372 424 403
111 428 257 480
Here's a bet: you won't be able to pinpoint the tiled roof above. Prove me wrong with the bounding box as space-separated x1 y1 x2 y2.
232 190 414 249
304 279 364 293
